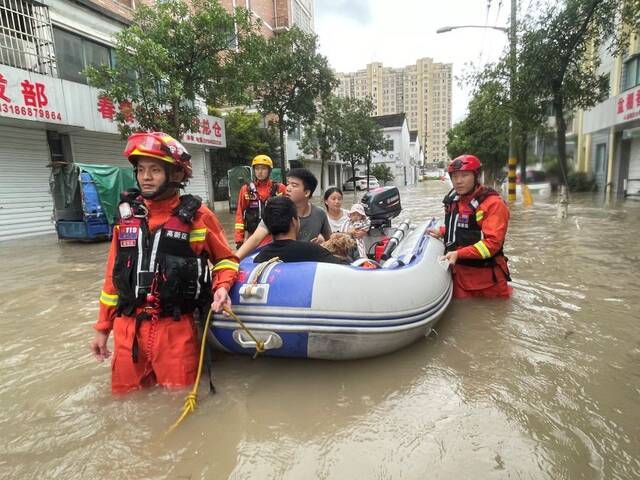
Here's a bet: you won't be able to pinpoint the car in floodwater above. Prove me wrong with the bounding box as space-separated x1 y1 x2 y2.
343 176 380 191
502 169 552 197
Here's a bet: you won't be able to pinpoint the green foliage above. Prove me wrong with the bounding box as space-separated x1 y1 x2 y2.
516 0 640 187
371 164 394 185
331 97 387 190
298 94 340 190
210 109 279 194
568 171 596 192
446 80 510 184
86 0 259 140
252 27 338 172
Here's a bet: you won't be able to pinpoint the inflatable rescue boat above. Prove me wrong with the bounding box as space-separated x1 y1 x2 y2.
211 187 453 360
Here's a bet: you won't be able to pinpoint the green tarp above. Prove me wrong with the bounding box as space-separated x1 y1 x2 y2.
75 163 137 224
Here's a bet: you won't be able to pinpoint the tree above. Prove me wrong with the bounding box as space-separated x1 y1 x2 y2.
332 97 387 191
209 109 280 198
252 27 337 173
298 94 341 191
86 0 258 140
517 0 640 189
447 80 510 185
371 164 394 186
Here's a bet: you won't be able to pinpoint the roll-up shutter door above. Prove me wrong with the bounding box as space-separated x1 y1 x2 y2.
71 133 128 168
184 149 210 203
0 127 54 241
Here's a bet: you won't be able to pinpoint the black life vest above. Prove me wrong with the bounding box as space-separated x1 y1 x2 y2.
442 186 504 268
243 181 280 234
112 191 212 320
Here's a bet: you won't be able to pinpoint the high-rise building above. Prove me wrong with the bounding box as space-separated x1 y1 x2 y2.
335 58 452 164
219 0 314 37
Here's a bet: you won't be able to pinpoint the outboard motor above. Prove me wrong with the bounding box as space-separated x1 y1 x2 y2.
380 219 411 261
360 186 401 230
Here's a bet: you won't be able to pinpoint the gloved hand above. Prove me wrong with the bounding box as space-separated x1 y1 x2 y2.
235 241 243 250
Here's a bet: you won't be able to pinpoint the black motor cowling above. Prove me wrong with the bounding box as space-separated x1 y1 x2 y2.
360 186 402 229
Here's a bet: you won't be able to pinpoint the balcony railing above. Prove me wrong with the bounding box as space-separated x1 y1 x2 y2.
0 0 57 76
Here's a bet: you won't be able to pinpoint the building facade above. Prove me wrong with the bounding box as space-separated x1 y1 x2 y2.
363 113 413 187
573 33 640 199
0 0 226 241
335 58 452 165
218 0 314 37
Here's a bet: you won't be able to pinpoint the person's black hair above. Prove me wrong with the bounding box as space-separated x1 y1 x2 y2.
287 168 318 197
263 196 298 236
323 186 343 209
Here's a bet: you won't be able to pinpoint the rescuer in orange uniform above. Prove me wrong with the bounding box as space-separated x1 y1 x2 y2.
89 132 239 394
234 154 286 249
429 154 511 299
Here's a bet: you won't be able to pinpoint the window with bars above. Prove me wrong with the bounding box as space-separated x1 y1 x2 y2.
0 0 57 76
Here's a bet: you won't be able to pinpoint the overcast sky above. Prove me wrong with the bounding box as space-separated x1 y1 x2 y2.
314 0 519 124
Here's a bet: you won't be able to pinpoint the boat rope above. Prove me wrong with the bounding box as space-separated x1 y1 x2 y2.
166 306 214 435
223 306 265 359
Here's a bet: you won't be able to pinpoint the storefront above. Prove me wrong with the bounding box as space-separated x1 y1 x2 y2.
0 64 226 241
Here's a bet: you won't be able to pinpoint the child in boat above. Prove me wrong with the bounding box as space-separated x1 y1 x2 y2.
341 203 371 258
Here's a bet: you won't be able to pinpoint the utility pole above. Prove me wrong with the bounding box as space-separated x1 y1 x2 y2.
507 0 518 202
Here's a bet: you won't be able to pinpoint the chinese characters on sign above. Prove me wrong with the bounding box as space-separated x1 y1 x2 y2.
0 73 62 121
615 87 640 123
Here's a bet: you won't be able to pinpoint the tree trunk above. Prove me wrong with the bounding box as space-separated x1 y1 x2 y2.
351 162 357 191
553 93 570 191
519 132 528 186
366 156 370 190
278 122 286 178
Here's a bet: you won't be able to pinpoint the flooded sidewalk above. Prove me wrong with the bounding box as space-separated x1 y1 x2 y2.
1 183 639 479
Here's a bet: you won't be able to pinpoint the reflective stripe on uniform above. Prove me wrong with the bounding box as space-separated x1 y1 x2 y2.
99 291 118 306
473 240 492 259
475 210 484 222
212 259 239 272
235 223 245 230
189 227 207 243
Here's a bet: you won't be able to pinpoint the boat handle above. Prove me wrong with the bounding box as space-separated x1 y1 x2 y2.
233 330 283 350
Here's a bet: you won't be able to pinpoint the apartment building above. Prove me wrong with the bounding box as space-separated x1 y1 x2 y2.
0 0 226 240
573 34 640 199
218 0 314 37
335 58 452 165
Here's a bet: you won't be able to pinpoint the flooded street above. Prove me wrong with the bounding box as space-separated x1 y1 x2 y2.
1 182 639 479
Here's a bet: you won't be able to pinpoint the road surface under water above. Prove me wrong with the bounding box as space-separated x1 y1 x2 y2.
1 182 639 479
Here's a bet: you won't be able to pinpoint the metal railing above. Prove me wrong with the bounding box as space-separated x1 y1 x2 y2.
0 0 57 76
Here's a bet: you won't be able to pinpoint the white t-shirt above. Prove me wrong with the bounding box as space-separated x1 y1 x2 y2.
327 208 349 233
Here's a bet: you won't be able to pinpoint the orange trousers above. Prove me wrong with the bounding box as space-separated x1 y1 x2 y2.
452 261 512 299
111 314 199 394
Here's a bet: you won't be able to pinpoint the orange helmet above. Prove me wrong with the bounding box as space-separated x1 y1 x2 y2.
124 132 192 179
448 154 482 175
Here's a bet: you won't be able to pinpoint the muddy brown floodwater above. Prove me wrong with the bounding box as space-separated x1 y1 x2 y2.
1 182 639 479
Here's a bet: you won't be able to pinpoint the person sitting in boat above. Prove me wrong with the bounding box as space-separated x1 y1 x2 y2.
428 154 511 299
236 168 333 260
341 202 371 259
323 187 349 233
254 196 345 264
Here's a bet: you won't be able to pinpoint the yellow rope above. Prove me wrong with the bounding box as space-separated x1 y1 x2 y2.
222 306 265 359
166 307 213 435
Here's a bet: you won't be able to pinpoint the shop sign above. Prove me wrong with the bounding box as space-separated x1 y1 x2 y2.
0 65 225 147
615 87 640 123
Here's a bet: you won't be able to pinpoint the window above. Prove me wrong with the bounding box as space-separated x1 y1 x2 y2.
0 0 56 75
385 139 394 151
53 28 113 84
622 56 640 91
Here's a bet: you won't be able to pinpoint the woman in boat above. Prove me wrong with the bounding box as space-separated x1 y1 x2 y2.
323 187 349 233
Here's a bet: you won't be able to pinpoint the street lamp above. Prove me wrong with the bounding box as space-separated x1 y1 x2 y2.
437 0 518 202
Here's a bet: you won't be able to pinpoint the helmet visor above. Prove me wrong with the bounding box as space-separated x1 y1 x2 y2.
124 134 172 163
450 159 464 171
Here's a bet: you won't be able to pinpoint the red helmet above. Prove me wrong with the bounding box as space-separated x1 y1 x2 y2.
124 132 192 179
448 154 482 175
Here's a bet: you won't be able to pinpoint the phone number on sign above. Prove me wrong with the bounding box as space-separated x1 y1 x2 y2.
1 103 63 121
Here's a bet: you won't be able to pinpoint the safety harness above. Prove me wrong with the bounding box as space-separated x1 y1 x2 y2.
243 181 280 234
113 190 212 362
